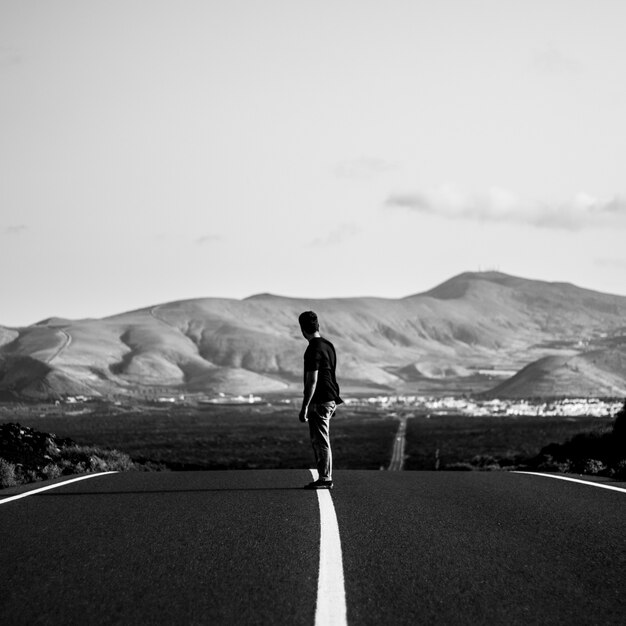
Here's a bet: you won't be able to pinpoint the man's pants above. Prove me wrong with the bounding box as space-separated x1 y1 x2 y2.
308 401 336 481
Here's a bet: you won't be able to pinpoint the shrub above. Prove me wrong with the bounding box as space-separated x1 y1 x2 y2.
88 455 109 473
611 459 626 480
0 423 154 490
58 445 135 473
534 428 619 475
95 448 135 472
134 460 169 472
535 454 571 473
444 462 475 471
470 454 501 469
0 457 18 488
574 458 607 475
23 468 39 483
41 463 62 480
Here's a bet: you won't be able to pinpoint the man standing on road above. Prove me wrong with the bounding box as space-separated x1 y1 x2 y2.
298 311 343 490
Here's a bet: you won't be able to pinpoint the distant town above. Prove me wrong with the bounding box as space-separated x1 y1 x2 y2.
340 395 623 417
131 393 622 418
17 389 616 419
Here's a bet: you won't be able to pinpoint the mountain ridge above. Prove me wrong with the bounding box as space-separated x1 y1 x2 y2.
2 272 625 399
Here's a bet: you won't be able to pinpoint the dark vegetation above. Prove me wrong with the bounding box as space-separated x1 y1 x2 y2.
1 400 624 489
529 400 626 478
1 404 398 488
405 401 625 478
0 422 163 489
404 412 614 471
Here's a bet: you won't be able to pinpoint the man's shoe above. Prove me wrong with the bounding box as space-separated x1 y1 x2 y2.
304 479 333 490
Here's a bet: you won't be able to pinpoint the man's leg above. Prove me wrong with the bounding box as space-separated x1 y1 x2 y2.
308 401 336 482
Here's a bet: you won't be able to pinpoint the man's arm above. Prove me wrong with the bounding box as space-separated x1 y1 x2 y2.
299 369 318 422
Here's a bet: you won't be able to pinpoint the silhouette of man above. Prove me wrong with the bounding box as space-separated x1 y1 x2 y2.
298 311 343 489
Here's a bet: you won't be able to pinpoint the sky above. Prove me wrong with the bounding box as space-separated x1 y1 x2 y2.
1 0 626 325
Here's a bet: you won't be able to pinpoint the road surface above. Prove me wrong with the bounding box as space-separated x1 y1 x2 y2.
387 416 408 471
1 470 624 625
45 329 72 363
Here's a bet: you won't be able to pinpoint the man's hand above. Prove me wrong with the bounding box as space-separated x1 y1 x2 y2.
300 369 318 423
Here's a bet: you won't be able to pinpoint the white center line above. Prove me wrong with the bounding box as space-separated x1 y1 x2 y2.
0 472 118 505
514 471 626 493
310 469 348 626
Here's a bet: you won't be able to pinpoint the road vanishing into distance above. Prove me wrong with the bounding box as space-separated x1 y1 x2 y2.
1 469 624 625
387 416 408 471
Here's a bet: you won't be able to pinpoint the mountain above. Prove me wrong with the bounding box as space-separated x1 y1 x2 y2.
483 345 626 398
1 271 626 399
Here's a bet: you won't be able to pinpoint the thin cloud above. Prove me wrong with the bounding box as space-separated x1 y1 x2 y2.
3 225 28 235
531 45 582 76
309 223 360 247
195 234 222 245
385 186 626 230
334 157 398 180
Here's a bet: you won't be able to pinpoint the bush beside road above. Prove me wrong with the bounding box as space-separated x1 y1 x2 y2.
0 423 164 488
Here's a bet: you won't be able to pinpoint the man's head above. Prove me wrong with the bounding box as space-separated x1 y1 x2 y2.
299 310 319 339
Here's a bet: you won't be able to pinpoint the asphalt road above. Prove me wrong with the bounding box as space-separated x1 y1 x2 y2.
1 470 624 625
387 416 408 471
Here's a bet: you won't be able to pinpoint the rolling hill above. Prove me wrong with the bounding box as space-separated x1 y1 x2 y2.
1 271 625 399
483 344 626 398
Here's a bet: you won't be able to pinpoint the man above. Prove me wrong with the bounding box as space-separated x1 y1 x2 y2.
298 310 343 490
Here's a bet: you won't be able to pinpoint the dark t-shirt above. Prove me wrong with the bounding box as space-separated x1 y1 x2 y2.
304 336 343 405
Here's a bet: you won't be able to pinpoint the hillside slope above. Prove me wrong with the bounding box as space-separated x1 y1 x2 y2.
484 346 626 398
1 272 625 398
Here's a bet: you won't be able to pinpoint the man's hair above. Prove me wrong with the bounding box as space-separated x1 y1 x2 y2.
299 311 319 334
